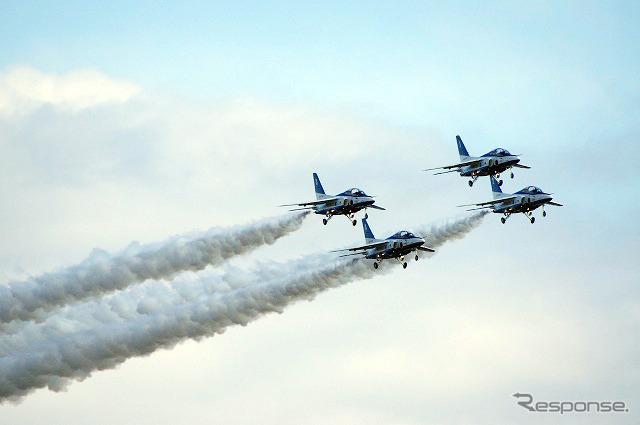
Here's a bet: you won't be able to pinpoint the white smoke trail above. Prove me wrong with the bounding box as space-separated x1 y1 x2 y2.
0 212 486 402
414 210 488 254
0 262 304 356
0 212 308 324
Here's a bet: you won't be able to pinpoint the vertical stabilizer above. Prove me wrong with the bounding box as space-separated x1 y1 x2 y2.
490 175 503 199
456 135 471 161
313 173 329 200
362 218 376 243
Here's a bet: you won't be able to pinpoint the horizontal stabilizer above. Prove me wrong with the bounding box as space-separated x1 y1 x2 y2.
513 164 531 169
547 201 563 206
367 205 386 210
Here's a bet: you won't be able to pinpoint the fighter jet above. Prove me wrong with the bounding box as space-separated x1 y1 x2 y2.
460 176 563 224
280 173 385 226
332 217 435 269
425 135 531 187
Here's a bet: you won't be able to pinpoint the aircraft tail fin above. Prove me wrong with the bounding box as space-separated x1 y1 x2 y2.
490 175 503 198
313 173 328 200
362 218 376 243
456 135 471 161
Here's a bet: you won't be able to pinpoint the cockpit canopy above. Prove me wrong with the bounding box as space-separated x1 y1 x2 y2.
389 231 416 239
483 148 512 157
339 188 367 197
517 186 544 195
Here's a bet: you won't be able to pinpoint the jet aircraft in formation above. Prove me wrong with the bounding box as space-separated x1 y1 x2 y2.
459 176 563 224
280 173 385 226
281 135 561 269
424 135 530 187
332 218 434 269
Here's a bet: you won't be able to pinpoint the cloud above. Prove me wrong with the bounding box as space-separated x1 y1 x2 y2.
0 65 443 276
0 65 140 116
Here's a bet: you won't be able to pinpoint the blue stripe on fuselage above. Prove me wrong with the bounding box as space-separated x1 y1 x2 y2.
494 198 549 214
313 199 374 215
460 157 520 177
364 240 423 259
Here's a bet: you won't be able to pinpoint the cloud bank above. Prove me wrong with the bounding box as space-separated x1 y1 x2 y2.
0 66 140 115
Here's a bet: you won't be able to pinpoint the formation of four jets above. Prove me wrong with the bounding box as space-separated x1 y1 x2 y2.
281 135 562 269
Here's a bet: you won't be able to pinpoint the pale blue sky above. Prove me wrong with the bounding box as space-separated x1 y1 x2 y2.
2 1 638 129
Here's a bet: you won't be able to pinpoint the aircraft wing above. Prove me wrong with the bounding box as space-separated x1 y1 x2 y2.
286 206 317 211
464 206 495 211
458 195 518 207
417 246 435 253
547 201 563 206
338 252 368 258
424 158 482 172
433 169 460 175
279 197 339 208
513 164 531 169
331 240 387 253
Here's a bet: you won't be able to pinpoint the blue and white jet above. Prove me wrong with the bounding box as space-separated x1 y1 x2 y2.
460 176 563 224
280 173 385 226
425 135 531 187
332 218 435 269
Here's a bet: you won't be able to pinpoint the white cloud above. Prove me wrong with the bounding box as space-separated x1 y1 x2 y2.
0 65 140 115
0 66 439 276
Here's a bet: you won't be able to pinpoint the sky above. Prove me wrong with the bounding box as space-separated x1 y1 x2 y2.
0 1 638 424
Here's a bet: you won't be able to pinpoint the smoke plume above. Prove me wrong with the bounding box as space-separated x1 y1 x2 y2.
0 212 486 402
415 210 488 252
0 212 308 324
